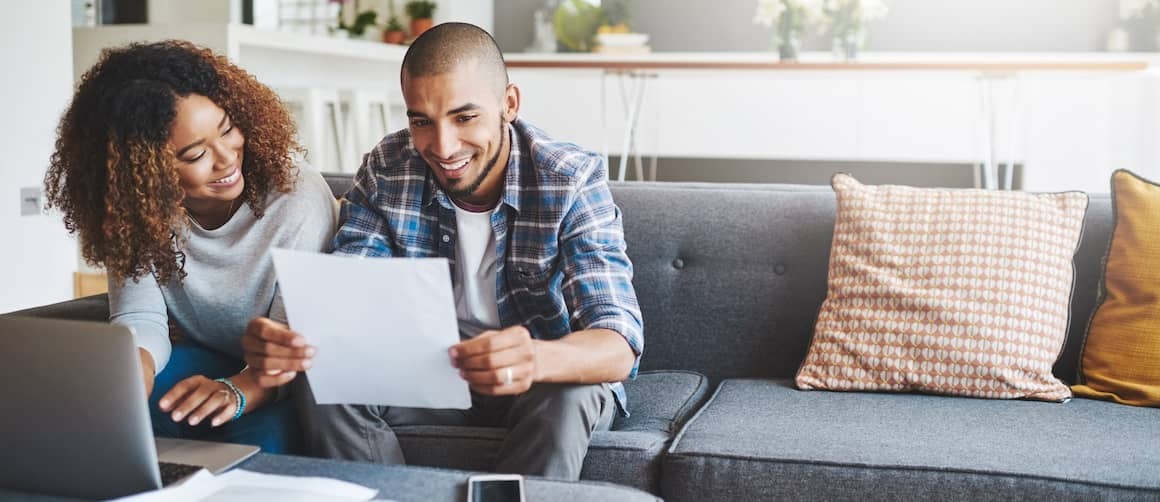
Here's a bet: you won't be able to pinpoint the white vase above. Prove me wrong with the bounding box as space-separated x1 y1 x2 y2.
832 29 865 62
778 35 801 62
1105 27 1129 52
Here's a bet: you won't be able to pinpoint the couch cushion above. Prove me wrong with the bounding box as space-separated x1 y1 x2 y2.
797 174 1088 401
1073 169 1160 407
663 379 1160 502
322 172 355 199
395 370 708 493
611 182 837 382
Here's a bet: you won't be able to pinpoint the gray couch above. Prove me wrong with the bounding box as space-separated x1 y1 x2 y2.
12 175 1160 501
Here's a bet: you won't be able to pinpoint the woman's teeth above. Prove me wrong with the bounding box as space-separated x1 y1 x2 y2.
211 169 239 185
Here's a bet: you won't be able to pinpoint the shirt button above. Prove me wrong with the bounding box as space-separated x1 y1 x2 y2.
671 258 685 270
775 264 786 275
442 234 450 243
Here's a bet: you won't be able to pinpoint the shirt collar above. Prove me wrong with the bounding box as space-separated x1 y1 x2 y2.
499 121 523 214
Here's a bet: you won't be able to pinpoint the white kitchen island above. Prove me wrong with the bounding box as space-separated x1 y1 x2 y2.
506 52 1157 192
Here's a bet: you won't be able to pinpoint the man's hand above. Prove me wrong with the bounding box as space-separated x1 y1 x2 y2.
450 326 537 395
158 375 239 427
138 348 156 397
241 317 315 388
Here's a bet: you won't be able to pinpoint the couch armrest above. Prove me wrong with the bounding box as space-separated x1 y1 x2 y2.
3 294 110 322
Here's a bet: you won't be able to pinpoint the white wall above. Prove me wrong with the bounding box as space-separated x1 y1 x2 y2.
436 0 494 34
0 1 78 311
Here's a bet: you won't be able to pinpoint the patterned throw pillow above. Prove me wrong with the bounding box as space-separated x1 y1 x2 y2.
1072 169 1160 407
796 174 1088 401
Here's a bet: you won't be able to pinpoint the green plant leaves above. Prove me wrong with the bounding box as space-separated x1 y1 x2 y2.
554 0 604 52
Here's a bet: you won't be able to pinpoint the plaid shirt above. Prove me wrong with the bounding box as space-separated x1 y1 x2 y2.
333 118 643 415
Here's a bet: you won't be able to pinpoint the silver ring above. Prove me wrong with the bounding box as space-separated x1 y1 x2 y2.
503 367 513 385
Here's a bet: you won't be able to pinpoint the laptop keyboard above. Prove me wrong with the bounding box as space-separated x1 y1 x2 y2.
159 461 204 486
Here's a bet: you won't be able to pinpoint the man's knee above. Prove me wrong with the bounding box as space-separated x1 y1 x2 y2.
514 384 610 432
292 376 382 445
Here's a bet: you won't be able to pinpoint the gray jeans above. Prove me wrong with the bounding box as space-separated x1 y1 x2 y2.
293 377 615 481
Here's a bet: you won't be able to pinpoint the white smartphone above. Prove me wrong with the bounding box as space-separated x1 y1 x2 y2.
466 474 526 502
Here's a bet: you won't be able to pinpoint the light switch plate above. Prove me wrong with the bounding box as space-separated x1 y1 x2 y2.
20 187 42 216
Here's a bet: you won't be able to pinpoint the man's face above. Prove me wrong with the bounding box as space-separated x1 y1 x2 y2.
403 62 519 205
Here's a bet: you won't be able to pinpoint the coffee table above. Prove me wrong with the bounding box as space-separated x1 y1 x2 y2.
0 453 661 501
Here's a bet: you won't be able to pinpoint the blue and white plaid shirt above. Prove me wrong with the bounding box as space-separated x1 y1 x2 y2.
333 118 643 415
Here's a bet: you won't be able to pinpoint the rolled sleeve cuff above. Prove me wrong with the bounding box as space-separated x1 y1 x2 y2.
585 315 644 379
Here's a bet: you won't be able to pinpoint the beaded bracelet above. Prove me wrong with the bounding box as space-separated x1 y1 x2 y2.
214 377 246 422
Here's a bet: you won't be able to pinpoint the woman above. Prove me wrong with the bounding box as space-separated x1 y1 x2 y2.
44 40 338 453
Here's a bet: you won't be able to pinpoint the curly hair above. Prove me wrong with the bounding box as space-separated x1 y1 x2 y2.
45 40 301 285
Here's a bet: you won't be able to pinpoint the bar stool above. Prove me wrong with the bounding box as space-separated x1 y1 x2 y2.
277 87 352 172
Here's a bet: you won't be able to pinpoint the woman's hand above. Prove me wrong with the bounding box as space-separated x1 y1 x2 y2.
158 369 278 427
158 375 240 427
242 317 315 387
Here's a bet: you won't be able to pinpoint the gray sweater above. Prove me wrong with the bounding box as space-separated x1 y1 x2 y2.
108 168 338 373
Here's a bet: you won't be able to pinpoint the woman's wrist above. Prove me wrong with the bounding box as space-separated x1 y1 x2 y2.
232 367 275 411
214 377 246 421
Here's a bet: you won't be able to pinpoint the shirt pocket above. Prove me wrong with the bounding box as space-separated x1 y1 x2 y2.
509 263 554 295
507 258 562 326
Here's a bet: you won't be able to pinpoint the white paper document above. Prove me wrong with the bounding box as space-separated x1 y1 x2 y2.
272 249 471 409
111 469 383 502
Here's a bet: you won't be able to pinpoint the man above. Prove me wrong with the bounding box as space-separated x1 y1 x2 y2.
242 22 643 480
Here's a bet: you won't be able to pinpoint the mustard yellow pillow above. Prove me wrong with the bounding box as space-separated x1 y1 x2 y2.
1072 169 1160 406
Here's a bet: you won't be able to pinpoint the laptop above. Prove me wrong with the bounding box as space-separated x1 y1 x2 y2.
0 316 260 499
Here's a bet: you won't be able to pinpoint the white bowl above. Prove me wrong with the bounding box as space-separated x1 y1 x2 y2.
596 33 649 47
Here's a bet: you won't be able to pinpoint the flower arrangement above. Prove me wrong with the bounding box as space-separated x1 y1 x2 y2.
1121 0 1160 49
754 0 824 61
818 0 888 60
1122 0 1160 28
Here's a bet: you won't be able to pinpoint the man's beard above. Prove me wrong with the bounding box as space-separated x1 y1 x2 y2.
443 120 506 200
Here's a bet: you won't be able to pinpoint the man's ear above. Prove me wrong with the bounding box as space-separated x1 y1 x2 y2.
502 83 520 123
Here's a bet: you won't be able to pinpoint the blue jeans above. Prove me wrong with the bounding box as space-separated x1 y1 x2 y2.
148 342 303 454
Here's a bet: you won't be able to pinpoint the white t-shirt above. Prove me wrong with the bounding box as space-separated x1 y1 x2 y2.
452 203 501 338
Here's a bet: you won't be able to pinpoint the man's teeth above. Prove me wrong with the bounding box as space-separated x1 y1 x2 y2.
440 159 469 171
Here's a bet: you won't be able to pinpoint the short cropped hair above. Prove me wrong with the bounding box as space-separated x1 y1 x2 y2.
401 22 508 94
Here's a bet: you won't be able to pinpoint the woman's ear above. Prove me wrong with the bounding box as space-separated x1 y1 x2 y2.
502 83 521 123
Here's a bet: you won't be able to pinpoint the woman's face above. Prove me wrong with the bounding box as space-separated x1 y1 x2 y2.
168 94 245 217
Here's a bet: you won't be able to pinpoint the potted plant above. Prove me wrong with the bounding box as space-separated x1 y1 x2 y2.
346 9 380 40
405 0 437 38
598 0 632 35
384 15 406 44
